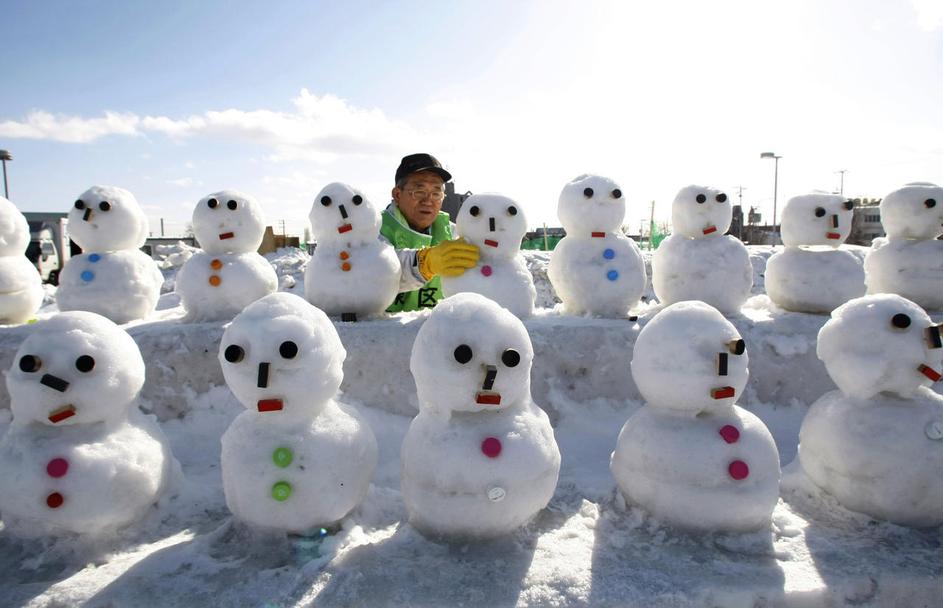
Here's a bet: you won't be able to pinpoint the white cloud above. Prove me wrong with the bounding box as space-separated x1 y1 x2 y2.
167 177 202 187
0 110 141 143
913 0 943 30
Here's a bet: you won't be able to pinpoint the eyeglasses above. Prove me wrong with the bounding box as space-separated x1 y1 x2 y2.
404 188 446 202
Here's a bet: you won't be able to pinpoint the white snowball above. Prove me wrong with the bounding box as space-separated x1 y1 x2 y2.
765 247 865 313
68 186 148 251
652 234 752 315
442 194 535 318
0 196 30 256
304 183 400 317
57 250 164 324
816 294 942 400
192 190 266 254
780 193 854 248
0 255 43 324
219 293 376 532
865 238 943 311
879 182 943 240
402 292 560 538
176 251 277 322
557 174 626 236
670 185 732 239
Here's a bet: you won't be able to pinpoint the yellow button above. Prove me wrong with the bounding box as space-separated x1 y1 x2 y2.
341 262 351 272
209 275 221 286
210 259 223 270
339 251 350 261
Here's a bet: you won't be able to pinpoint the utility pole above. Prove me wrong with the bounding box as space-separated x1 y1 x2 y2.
836 169 847 196
160 218 165 236
736 186 746 241
649 200 656 250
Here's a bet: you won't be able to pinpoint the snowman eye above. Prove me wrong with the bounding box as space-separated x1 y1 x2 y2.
320 196 332 207
583 187 594 198
726 339 746 355
19 355 41 373
454 344 473 364
891 313 912 329
926 325 942 349
507 206 518 216
74 200 85 210
224 344 245 363
279 341 298 359
501 348 520 368
207 198 219 209
926 199 937 209
469 206 480 217
716 193 727 203
352 195 363 206
75 355 95 373
843 200 855 210
696 194 707 204
814 207 826 217
99 201 111 212
611 189 622 199
226 200 238 211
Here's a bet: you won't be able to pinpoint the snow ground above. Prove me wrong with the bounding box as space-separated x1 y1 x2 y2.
0 245 940 608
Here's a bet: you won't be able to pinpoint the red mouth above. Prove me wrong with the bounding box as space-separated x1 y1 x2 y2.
591 232 606 238
703 226 718 235
919 365 942 382
338 224 352 234
257 399 284 412
826 232 841 240
711 386 736 400
219 232 234 240
475 392 501 406
484 239 499 248
48 405 76 424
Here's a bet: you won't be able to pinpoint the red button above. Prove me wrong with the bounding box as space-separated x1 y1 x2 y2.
46 492 64 508
718 425 740 444
481 437 502 458
728 460 749 480
47 458 69 478
481 265 493 277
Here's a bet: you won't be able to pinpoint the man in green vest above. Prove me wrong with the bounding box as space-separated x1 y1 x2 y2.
381 153 479 312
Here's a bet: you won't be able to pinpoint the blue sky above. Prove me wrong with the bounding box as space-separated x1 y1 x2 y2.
2 0 942 237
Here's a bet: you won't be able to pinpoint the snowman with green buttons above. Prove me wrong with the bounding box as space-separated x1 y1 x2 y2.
219 292 377 533
548 175 646 317
56 186 164 324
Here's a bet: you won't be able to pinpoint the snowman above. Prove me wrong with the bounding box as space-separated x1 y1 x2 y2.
0 196 43 324
176 190 278 321
0 311 173 536
548 174 646 317
304 183 400 321
56 186 164 324
219 292 377 533
652 185 753 315
441 193 536 318
797 294 943 526
401 292 560 539
865 182 943 311
610 301 781 532
765 193 865 313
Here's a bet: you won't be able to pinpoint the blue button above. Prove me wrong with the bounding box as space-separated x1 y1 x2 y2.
81 270 95 282
88 253 101 263
606 270 619 281
603 248 615 260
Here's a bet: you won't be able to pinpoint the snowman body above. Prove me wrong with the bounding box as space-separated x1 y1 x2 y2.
0 197 43 324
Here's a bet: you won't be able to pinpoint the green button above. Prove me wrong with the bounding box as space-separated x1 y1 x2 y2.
272 447 293 468
272 481 293 502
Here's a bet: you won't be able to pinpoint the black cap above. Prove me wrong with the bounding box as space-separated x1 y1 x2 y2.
395 153 452 185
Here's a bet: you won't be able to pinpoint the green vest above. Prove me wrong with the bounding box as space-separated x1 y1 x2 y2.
381 204 453 312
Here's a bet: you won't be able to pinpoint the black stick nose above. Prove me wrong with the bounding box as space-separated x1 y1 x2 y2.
40 374 69 392
832 214 839 228
482 365 497 390
339 205 348 219
83 208 93 221
489 217 496 232
257 362 270 388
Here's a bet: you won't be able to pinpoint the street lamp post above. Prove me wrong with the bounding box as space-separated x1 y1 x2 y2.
760 152 781 243
0 150 11 199
836 169 847 196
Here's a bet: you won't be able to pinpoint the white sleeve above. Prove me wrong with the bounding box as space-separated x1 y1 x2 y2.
380 234 427 292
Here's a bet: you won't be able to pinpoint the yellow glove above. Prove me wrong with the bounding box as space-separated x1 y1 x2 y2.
417 238 480 280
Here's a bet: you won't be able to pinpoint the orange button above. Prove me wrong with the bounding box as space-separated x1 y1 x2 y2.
339 251 350 260
209 275 222 286
210 259 223 270
341 262 351 272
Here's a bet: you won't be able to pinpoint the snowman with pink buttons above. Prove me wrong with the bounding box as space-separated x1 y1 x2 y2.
610 300 781 532
441 194 536 318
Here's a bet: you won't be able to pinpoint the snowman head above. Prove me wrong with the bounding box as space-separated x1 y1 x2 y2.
817 294 942 399
220 293 345 416
780 193 855 248
309 182 380 246
7 311 145 426
68 186 148 251
671 185 732 239
455 194 526 260
192 190 266 254
631 301 749 414
557 174 626 235
411 292 534 414
0 196 30 256
879 182 943 240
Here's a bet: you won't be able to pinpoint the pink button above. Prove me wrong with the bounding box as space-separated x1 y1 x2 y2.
718 425 740 444
481 265 493 277
728 460 749 480
481 437 502 458
47 457 69 478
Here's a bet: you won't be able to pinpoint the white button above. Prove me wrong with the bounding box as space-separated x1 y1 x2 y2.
487 486 506 502
925 420 943 440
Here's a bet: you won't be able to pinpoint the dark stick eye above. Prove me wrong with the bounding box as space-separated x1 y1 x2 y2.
583 187 594 198
226 200 237 210
501 349 520 368
716 193 727 203
507 206 518 216
814 207 826 217
454 344 473 364
320 196 332 207
926 199 937 209
611 189 622 199
352 195 363 206
207 198 219 209
279 341 298 359
469 206 480 217
74 200 85 210
75 355 95 373
98 201 111 212
727 339 746 355
19 355 41 373
696 194 707 204
843 200 855 210
224 344 245 363
891 313 911 329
